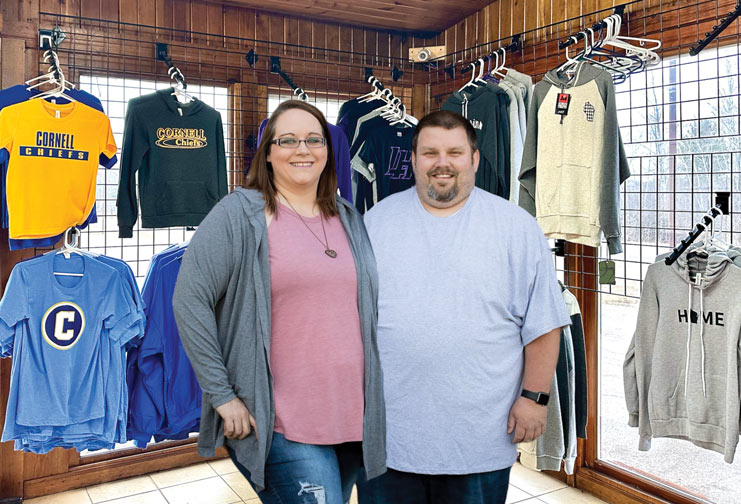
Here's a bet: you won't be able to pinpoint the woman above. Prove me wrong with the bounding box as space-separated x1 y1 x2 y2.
173 100 386 504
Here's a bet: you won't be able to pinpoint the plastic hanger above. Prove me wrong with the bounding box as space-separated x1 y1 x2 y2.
457 62 478 93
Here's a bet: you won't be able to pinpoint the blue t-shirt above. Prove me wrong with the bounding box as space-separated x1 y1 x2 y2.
128 244 199 446
364 187 571 474
0 253 135 452
0 85 118 250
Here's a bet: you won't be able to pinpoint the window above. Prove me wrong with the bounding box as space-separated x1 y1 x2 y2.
599 45 741 504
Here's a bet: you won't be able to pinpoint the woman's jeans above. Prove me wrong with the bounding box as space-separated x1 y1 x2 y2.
227 432 364 504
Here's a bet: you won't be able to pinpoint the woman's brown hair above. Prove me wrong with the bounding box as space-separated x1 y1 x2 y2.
243 100 338 217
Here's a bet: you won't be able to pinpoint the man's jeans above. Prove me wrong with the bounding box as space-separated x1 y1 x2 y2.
227 432 364 504
357 466 512 504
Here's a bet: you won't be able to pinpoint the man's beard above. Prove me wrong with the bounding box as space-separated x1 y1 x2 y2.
426 170 458 202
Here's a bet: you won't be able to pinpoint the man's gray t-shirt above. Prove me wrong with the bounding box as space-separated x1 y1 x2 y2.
364 187 570 474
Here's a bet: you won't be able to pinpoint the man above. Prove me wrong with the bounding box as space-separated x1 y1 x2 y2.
358 110 570 504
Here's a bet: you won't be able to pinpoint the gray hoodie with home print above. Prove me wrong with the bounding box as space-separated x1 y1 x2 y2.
623 251 741 463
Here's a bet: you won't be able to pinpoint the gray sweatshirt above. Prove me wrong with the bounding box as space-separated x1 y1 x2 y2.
172 187 387 489
623 251 741 463
519 62 630 254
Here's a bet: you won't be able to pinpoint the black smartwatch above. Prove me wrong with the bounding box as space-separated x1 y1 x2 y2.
521 389 549 406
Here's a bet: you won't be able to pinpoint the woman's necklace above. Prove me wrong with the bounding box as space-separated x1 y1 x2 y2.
277 193 337 259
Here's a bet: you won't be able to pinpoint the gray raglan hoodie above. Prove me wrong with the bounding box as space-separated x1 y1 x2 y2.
519 61 630 254
172 188 387 489
623 251 741 463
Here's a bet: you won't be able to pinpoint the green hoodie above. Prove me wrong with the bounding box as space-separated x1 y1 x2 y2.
117 89 227 238
624 251 741 463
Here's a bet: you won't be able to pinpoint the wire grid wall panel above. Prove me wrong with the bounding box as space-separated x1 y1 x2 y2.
37 11 421 284
427 0 741 298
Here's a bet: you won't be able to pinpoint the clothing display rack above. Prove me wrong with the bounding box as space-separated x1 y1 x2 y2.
689 0 741 56
664 205 724 266
270 56 309 101
558 5 627 49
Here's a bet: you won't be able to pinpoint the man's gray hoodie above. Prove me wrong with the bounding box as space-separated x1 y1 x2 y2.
623 251 741 463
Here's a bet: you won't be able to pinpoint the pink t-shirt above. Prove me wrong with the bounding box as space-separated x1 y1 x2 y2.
267 202 365 444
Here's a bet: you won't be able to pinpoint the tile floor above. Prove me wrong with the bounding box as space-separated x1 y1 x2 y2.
24 460 610 504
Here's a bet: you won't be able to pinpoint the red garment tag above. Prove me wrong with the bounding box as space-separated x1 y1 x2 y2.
555 92 571 116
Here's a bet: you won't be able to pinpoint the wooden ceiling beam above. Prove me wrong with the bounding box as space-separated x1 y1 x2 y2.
221 0 492 32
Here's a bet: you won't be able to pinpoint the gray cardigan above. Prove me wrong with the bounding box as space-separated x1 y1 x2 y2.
172 187 386 490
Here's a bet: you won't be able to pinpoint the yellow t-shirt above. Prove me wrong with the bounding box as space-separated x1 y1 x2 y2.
0 99 117 239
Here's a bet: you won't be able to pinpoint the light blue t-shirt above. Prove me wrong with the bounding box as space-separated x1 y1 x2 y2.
0 254 136 452
364 187 570 474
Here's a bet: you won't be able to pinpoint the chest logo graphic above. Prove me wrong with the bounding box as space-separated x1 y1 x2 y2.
156 127 208 149
19 131 89 161
41 302 86 350
678 309 724 326
386 146 413 180
469 119 483 130
583 102 595 122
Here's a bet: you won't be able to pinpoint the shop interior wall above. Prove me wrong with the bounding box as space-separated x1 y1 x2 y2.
0 0 427 499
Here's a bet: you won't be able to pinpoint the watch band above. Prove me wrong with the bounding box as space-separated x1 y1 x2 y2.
521 388 549 406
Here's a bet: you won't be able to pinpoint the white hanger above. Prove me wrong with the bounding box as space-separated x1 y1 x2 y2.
358 76 385 102
474 58 487 85
457 62 477 93
601 14 661 66
491 48 508 78
53 228 85 274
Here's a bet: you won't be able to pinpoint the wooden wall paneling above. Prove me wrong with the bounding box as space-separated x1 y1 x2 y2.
81 0 101 19
454 19 465 58
156 0 174 32
376 30 389 68
295 13 310 60
365 28 377 66
269 12 284 50
390 32 403 66
171 0 191 43
39 0 61 15
524 0 538 37
1 0 20 22
500 0 512 39
140 0 156 26
338 24 351 62
190 1 209 45
118 0 136 24
284 15 299 58
582 0 599 27
23 448 71 480
312 21 326 61
325 23 339 64
99 0 118 24
223 5 240 49
208 3 224 45
464 14 476 50
412 82 427 119
538 0 552 41
351 26 363 64
488 1 500 42
478 8 488 48
62 0 82 19
511 0 525 40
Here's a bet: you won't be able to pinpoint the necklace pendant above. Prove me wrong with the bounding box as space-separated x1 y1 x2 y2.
325 249 337 258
